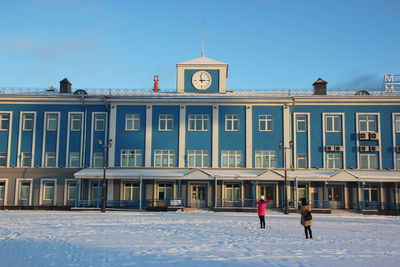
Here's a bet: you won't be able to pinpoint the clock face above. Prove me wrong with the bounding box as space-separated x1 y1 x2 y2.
192 71 212 90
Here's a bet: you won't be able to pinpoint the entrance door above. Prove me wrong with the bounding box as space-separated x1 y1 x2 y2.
328 185 344 209
259 184 275 207
191 185 207 208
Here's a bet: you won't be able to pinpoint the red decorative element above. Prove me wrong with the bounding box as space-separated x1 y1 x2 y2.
153 75 159 92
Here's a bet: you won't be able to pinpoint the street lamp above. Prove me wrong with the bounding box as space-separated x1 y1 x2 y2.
279 140 293 214
98 138 112 213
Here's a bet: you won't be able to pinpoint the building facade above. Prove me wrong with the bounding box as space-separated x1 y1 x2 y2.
1 56 400 213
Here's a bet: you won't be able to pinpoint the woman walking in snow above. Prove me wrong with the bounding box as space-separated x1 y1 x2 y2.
299 198 313 239
253 195 271 229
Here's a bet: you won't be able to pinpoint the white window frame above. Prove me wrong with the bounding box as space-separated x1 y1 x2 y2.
157 183 173 200
158 114 173 131
297 153 307 169
359 115 377 132
22 113 34 131
121 149 142 167
0 179 8 205
93 152 104 168
326 153 343 169
187 150 209 168
69 152 80 167
94 114 105 131
21 152 32 167
296 115 307 132
90 181 102 201
70 114 82 131
188 114 209 131
396 154 400 170
395 114 400 133
45 152 56 167
154 150 175 167
39 179 56 205
255 150 277 168
0 152 6 167
64 179 77 205
221 150 243 168
46 113 58 131
225 114 239 131
122 181 139 201
225 183 241 201
125 114 140 131
15 179 33 205
360 154 378 170
0 114 10 130
326 115 342 132
258 115 273 132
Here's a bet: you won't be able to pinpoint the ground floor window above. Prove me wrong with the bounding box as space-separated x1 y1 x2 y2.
326 153 342 169
396 154 400 170
187 150 209 168
158 183 173 200
19 181 31 201
42 181 55 201
123 182 139 201
364 183 379 202
360 154 378 169
91 182 102 200
67 181 76 201
221 150 243 168
255 150 276 168
154 150 175 167
225 183 240 201
0 181 5 200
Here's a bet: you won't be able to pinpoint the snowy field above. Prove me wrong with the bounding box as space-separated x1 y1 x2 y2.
0 211 399 267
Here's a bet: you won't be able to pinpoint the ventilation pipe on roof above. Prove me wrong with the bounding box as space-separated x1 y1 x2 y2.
60 78 72 93
313 78 327 95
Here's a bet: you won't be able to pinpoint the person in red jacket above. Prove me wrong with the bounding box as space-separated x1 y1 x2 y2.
253 195 272 229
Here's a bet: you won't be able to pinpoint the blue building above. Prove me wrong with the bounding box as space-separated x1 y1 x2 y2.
1 55 400 213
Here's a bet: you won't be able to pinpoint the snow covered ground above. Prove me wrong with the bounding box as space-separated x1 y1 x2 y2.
0 210 399 267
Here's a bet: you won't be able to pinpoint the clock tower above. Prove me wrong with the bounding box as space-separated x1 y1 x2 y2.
176 56 228 93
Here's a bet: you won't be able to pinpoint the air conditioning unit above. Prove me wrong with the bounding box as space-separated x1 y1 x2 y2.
334 146 344 151
325 145 335 152
359 132 369 140
359 146 370 152
369 132 379 140
369 146 380 152
396 146 400 153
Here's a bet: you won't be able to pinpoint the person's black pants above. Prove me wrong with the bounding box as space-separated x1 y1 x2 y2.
258 215 265 229
304 225 312 239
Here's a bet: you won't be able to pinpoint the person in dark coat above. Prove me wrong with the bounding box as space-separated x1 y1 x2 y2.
299 198 313 239
253 195 272 229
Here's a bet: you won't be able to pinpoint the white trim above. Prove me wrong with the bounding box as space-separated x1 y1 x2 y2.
66 112 84 167
322 112 345 169
42 112 60 167
293 112 310 168
179 105 186 167
212 105 219 168
283 105 291 169
356 113 381 169
0 178 8 205
90 112 108 167
120 179 140 201
18 112 36 167
145 105 152 167
64 179 76 205
1 112 13 167
109 106 117 167
15 178 33 206
246 106 252 168
393 113 400 169
39 178 57 205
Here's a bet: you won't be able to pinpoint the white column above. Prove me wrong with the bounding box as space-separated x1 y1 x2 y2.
179 105 186 168
246 106 252 168
145 105 153 167
212 105 219 168
108 105 117 167
283 106 291 169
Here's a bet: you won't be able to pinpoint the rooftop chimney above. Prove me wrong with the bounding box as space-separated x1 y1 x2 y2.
60 78 72 93
153 75 159 92
313 78 327 95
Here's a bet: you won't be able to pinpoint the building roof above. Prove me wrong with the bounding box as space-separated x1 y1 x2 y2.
177 56 227 65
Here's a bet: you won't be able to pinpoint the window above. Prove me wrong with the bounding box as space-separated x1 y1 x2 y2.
363 184 379 202
0 182 5 200
70 152 80 167
45 152 56 167
94 114 105 131
225 183 240 201
47 114 58 131
297 153 307 168
154 150 175 167
187 150 209 168
21 152 32 167
70 114 81 131
123 182 139 201
397 154 400 170
326 153 342 169
259 115 273 131
360 154 378 169
125 114 140 131
19 181 30 201
93 153 103 168
67 182 76 201
395 115 400 133
42 181 54 201
188 114 209 131
296 115 307 132
255 150 277 168
326 115 342 132
221 150 243 168
159 114 173 131
158 183 172 200
225 115 239 131
0 152 6 167
359 115 377 132
121 150 142 167
0 114 10 130
91 182 101 200
22 113 34 131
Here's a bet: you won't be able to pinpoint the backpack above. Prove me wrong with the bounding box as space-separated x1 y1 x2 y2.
303 210 312 221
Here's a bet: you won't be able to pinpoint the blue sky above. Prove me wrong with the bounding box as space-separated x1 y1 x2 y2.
0 0 399 91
